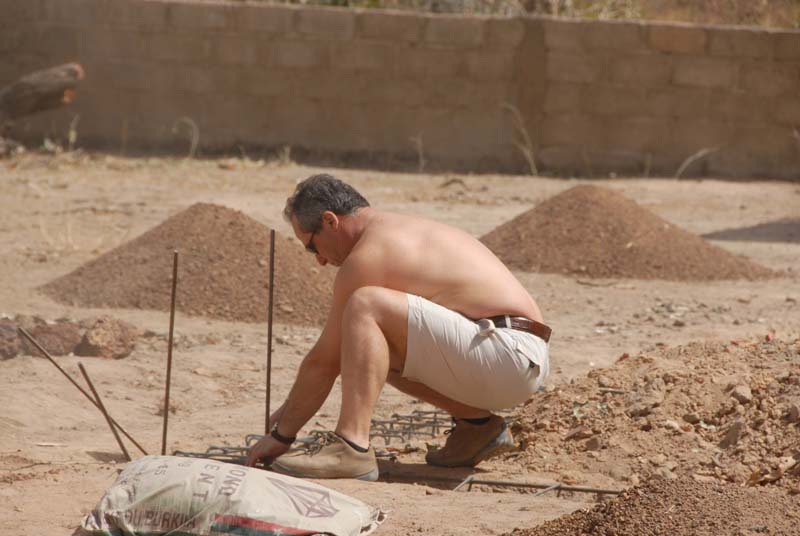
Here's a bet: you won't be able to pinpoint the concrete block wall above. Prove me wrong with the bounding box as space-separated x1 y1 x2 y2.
1 0 799 178
537 18 800 178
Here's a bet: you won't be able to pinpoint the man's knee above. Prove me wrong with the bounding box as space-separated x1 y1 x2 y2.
343 286 394 321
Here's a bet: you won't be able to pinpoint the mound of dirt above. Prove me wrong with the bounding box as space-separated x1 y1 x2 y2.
481 185 775 280
510 338 800 493
41 203 334 326
508 477 800 536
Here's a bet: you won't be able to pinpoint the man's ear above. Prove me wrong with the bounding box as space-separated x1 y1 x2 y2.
322 210 339 230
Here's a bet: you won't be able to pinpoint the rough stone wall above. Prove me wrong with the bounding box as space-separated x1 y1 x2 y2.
1 0 799 178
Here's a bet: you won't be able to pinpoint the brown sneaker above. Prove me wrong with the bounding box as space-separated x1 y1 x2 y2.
271 431 379 481
425 415 514 468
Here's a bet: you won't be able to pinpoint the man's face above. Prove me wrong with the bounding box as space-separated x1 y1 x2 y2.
291 214 342 267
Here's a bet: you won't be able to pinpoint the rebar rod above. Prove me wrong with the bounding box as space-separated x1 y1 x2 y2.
18 327 148 455
265 229 275 435
161 249 179 455
78 363 131 462
382 472 621 495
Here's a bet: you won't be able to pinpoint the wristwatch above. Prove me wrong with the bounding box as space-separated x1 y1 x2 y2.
270 425 296 445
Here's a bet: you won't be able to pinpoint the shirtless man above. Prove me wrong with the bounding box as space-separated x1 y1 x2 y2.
245 174 551 481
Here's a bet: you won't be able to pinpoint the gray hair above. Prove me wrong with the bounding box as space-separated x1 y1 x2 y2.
283 174 370 232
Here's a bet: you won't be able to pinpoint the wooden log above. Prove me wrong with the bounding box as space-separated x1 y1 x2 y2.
0 63 84 123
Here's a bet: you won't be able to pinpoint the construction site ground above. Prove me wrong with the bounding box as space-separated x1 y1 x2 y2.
1 151 798 535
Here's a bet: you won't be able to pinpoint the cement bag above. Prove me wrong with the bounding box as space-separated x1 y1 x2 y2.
76 455 384 536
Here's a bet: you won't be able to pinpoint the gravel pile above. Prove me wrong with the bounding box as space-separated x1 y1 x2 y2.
507 477 800 536
481 185 775 280
41 203 334 326
511 338 800 493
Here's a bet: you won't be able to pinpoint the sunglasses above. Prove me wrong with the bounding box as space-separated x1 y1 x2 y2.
305 229 318 255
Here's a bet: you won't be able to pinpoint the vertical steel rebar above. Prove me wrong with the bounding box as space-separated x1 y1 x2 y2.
17 327 148 455
265 229 275 434
78 362 132 462
161 249 179 455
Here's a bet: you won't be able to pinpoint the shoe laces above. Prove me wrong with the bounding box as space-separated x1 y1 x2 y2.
297 430 338 456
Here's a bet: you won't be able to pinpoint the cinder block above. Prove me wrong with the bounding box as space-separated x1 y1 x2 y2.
0 0 40 25
772 97 800 125
465 51 515 80
543 18 582 51
731 124 794 154
610 53 672 86
547 52 604 83
673 57 738 88
168 2 235 31
237 68 293 98
582 21 644 51
357 10 423 42
215 35 260 65
707 92 771 122
94 61 170 92
581 86 648 117
669 119 731 151
40 0 98 26
740 62 799 97
540 113 595 145
543 83 583 113
0 28 25 53
272 41 330 69
171 65 235 95
102 0 170 30
27 24 80 57
647 87 712 118
775 33 800 60
149 33 214 63
235 4 295 34
485 18 525 49
363 77 426 107
601 117 671 151
398 46 465 78
420 79 512 108
79 28 150 62
331 42 394 72
648 24 707 54
709 28 773 59
295 7 355 39
424 15 484 47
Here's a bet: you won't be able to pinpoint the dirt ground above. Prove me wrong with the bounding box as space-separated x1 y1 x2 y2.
0 150 798 535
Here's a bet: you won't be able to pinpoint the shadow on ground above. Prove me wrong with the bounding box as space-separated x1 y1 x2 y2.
703 218 800 243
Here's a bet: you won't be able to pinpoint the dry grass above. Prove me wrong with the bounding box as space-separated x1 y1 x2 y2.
252 0 800 28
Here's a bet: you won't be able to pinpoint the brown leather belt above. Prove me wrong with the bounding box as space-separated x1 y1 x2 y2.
487 315 552 343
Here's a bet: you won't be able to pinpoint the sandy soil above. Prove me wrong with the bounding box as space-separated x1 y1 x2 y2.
0 151 798 535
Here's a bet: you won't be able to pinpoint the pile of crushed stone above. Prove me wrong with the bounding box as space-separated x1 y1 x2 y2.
41 203 334 326
507 477 800 536
510 338 800 493
481 185 775 280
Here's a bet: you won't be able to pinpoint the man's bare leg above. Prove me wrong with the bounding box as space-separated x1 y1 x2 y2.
335 286 411 447
385 372 491 420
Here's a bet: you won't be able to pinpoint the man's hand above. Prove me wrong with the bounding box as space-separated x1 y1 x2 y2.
245 435 291 468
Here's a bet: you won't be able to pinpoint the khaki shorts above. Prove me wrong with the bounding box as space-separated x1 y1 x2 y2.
402 294 550 411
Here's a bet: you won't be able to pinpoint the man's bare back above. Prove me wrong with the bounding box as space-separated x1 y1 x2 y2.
341 209 543 322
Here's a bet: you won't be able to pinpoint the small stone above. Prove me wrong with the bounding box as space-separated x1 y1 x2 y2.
564 426 593 441
719 420 746 449
683 413 701 424
731 385 753 404
75 316 139 359
585 436 602 451
785 404 800 424
20 321 82 356
0 319 20 359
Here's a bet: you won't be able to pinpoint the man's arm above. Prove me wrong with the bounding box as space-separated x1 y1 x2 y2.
246 261 370 466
